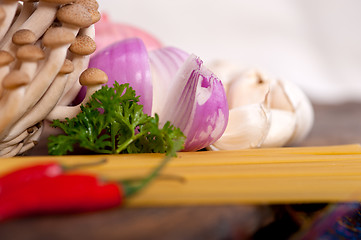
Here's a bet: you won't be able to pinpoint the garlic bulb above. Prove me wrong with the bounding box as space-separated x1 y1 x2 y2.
208 63 314 150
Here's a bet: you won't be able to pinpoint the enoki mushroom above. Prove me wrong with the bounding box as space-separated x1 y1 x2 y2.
0 0 107 157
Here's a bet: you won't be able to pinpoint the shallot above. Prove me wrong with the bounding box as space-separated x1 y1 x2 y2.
87 38 229 151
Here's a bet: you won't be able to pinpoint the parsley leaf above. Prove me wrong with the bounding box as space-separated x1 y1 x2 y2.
48 82 185 156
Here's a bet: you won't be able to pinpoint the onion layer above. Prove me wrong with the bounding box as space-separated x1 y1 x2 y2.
94 13 162 54
85 38 228 151
148 46 190 116
158 55 229 151
88 38 153 115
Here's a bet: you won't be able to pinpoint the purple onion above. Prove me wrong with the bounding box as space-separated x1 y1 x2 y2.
84 38 153 115
76 39 229 151
148 46 190 115
159 55 229 151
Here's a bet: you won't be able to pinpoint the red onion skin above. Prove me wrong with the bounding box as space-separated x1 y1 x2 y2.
94 14 162 54
87 38 153 115
184 74 229 151
77 37 228 151
159 55 229 151
148 47 190 116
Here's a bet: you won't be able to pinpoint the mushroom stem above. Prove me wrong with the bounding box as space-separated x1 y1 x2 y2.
0 1 36 51
0 87 25 136
46 84 99 121
18 121 43 155
24 42 71 110
0 70 30 138
10 46 67 129
0 65 10 98
18 140 36 155
0 129 29 150
18 142 35 155
19 61 38 78
0 0 102 156
47 68 108 121
0 50 14 99
5 26 78 137
0 122 43 157
3 73 68 141
57 56 87 104
0 142 23 157
16 1 58 40
62 23 81 37
0 6 6 25
17 44 46 79
58 25 95 105
0 0 18 40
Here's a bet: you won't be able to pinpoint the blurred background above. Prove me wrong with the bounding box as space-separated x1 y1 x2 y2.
97 0 361 104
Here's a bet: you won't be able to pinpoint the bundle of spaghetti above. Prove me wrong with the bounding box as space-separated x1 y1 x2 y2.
1 144 361 206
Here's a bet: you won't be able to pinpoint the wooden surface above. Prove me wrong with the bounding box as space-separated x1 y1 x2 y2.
0 102 360 240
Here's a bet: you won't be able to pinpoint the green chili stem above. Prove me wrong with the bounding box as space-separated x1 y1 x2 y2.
123 154 173 197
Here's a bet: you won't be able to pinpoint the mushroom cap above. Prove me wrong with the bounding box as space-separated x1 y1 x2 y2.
16 45 45 62
12 29 37 45
42 27 75 48
0 51 15 67
69 35 96 55
59 59 74 74
40 0 75 4
0 6 6 24
87 8 101 24
75 0 99 10
79 68 108 86
2 70 31 90
56 4 93 28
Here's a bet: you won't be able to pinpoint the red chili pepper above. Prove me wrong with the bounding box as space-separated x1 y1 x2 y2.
0 155 172 221
0 159 107 195
0 174 122 221
0 162 62 195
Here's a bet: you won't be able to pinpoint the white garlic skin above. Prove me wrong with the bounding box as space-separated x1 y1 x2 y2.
210 103 270 151
280 79 314 146
208 62 314 150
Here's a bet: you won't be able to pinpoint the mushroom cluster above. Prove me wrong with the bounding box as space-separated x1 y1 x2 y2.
0 0 108 157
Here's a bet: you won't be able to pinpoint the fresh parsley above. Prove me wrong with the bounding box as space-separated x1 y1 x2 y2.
48 82 185 156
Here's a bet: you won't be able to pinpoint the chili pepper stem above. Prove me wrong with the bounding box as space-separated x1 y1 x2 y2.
123 154 173 197
122 174 186 185
61 158 107 171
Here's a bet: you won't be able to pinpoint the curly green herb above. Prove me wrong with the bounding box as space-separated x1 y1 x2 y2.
48 82 185 156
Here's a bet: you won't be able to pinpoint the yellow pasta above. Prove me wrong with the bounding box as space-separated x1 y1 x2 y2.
1 144 361 206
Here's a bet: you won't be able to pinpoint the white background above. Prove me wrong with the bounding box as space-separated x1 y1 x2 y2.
98 0 361 104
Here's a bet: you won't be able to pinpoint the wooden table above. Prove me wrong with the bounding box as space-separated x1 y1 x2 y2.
0 103 360 240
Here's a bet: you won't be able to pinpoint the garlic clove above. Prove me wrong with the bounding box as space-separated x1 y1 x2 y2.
210 103 270 151
227 68 270 108
269 79 294 111
281 79 314 145
208 65 314 150
261 109 296 147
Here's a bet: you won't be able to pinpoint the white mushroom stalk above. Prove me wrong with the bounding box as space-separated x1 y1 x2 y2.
47 67 108 120
208 64 314 151
0 1 37 51
57 25 96 105
0 0 18 40
0 50 14 97
0 0 105 157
